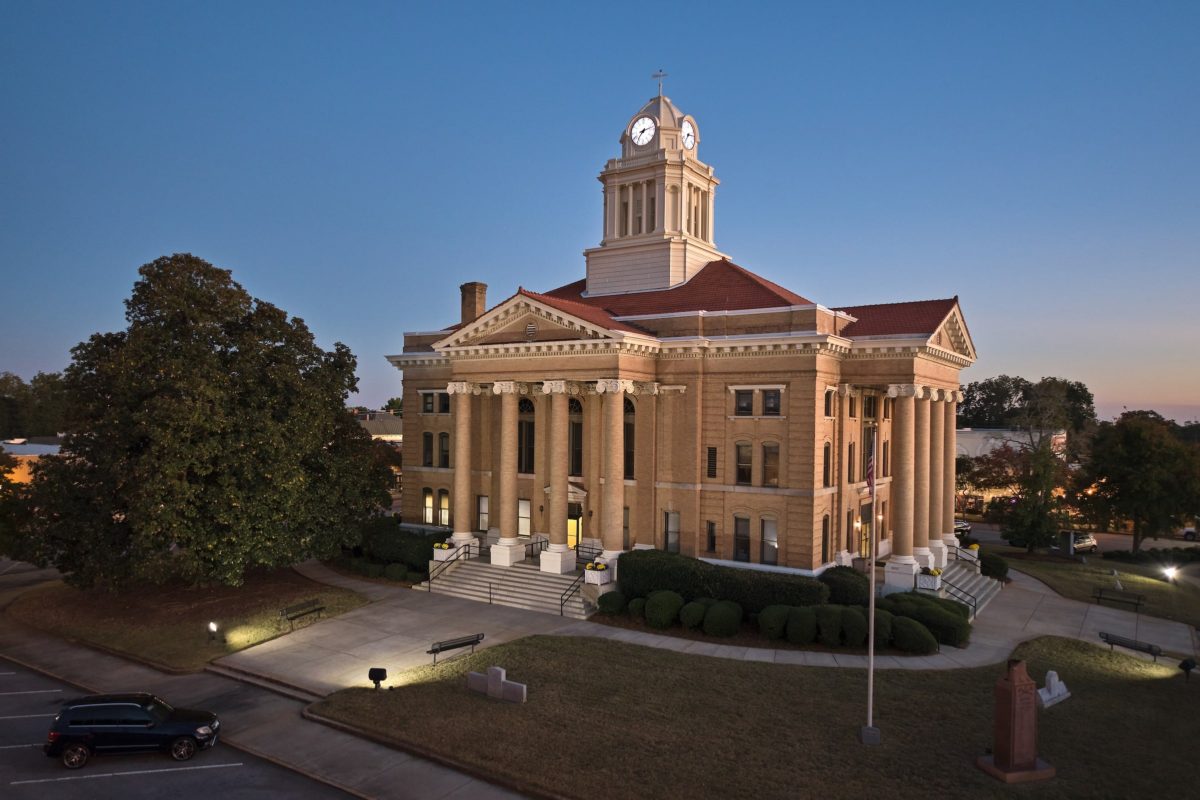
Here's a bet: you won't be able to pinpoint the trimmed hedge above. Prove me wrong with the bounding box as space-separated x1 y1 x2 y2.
645 590 685 629
819 566 870 606
361 519 446 573
841 606 868 647
786 607 817 645
980 552 1009 581
628 597 646 619
383 563 408 582
617 550 828 613
703 600 743 637
1103 547 1200 566
758 605 791 640
873 608 894 645
679 601 707 629
893 616 939 654
816 604 843 647
597 590 627 615
363 563 385 578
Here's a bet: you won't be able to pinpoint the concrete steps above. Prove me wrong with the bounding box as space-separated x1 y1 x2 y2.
940 558 1003 619
418 559 591 620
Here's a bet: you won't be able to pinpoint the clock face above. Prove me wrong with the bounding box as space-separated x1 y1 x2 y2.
681 120 696 150
631 116 656 146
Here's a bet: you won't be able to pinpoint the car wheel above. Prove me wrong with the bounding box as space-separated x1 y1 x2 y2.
61 743 90 769
1186 532 1196 541
170 737 197 761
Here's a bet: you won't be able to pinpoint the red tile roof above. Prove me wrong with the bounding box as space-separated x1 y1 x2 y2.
515 288 646 334
543 259 813 317
836 298 958 338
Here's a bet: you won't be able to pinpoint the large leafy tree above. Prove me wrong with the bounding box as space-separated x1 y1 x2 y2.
1075 411 1200 551
22 254 390 587
0 371 68 438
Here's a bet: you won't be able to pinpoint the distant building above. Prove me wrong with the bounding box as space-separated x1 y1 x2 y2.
1 440 61 484
956 428 1067 459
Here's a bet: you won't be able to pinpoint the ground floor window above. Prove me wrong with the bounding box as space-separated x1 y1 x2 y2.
623 507 630 549
518 499 531 537
477 495 489 531
437 489 449 527
761 518 778 565
663 510 680 553
706 520 716 553
821 515 831 563
422 488 433 524
733 516 750 562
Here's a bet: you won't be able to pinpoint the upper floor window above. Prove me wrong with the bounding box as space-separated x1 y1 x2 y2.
568 398 583 477
847 442 856 483
883 440 891 478
422 394 434 414
624 397 635 480
824 389 835 418
438 432 450 469
422 432 433 467
706 446 718 479
883 397 893 420
734 390 753 416
849 396 858 418
763 389 781 416
735 442 752 485
863 395 877 419
438 392 450 414
518 398 535 474
822 442 832 488
762 443 779 488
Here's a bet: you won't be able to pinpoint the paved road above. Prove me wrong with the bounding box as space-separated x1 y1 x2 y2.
962 522 1199 553
0 658 354 799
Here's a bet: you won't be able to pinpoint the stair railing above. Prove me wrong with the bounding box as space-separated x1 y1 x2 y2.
560 572 586 616
427 540 477 591
947 544 979 564
915 571 978 617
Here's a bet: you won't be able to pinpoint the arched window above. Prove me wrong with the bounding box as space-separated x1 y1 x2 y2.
518 398 535 474
422 432 433 467
568 398 583 477
438 432 450 468
762 442 779 487
822 442 832 487
824 389 835 418
821 515 831 563
422 488 433 524
437 489 449 526
760 516 778 566
735 441 752 485
624 397 635 479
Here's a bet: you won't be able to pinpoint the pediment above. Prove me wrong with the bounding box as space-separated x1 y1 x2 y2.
930 305 976 361
435 295 617 350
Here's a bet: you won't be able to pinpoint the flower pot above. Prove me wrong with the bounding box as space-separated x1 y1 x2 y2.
432 547 455 562
916 573 942 592
584 569 613 585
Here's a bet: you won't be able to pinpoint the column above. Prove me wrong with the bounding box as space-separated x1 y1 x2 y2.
707 187 715 242
490 382 524 566
912 389 932 568
540 382 573 574
605 185 616 240
598 379 626 563
927 389 947 568
655 180 665 232
942 393 960 549
448 382 476 550
884 385 919 593
625 184 634 238
640 182 648 234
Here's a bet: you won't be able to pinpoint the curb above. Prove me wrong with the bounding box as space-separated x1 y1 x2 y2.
302 705 561 800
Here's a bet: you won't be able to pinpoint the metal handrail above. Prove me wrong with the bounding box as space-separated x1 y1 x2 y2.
525 537 549 560
427 541 476 591
947 544 979 563
938 574 978 617
560 571 586 616
574 543 604 563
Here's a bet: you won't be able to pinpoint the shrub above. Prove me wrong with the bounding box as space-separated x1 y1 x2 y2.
628 597 646 618
758 605 792 640
616 550 828 613
348 557 367 573
892 616 939 654
980 551 1009 581
816 605 844 647
873 608 894 645
786 607 817 645
363 562 385 578
886 597 970 647
645 590 685 629
702 600 743 637
819 566 870 606
383 563 408 582
597 590 627 615
361 520 447 572
841 606 868 647
695 597 719 608
679 601 707 629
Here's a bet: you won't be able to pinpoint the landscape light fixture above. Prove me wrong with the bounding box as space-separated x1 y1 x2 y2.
368 667 387 689
1164 566 1178 582
207 621 219 642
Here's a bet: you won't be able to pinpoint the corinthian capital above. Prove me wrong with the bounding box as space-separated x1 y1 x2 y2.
492 381 519 395
446 381 477 395
542 380 567 394
595 379 633 394
887 383 924 399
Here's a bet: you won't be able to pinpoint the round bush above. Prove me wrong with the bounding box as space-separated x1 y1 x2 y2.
786 607 817 645
980 551 1009 581
645 590 685 629
363 562 385 578
695 597 719 608
597 590 627 615
892 616 939 654
758 605 792 640
702 600 743 637
679 601 707 629
816 604 844 647
873 608 894 645
841 605 868 647
383 563 408 582
819 566 870 606
348 557 367 573
908 604 971 647
628 597 646 619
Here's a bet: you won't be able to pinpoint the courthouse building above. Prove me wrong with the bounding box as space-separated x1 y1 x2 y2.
388 92 977 592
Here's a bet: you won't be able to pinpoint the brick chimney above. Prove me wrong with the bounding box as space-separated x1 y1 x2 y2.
460 281 487 325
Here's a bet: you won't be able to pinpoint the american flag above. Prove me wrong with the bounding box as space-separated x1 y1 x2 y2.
865 435 876 500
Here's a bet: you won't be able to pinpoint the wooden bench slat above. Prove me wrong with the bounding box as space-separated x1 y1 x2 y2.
279 598 326 630
426 633 485 664
1099 631 1162 661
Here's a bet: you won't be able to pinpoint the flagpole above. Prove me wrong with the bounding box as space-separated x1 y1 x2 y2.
860 423 881 745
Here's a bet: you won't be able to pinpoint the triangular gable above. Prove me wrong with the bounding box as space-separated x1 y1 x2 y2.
434 294 619 350
931 303 977 361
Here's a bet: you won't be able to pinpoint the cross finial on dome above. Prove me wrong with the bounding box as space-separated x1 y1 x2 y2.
651 69 668 97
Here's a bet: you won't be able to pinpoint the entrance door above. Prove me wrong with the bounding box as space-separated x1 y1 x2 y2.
567 503 583 549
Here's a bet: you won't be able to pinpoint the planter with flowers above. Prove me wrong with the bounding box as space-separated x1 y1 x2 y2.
432 542 457 562
584 561 614 585
916 567 944 591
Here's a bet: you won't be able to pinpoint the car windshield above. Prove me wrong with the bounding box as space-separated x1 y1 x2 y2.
144 697 173 721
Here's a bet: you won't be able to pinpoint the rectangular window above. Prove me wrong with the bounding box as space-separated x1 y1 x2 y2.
883 440 891 478
438 393 450 414
477 496 489 531
422 432 433 467
762 443 779 487
620 196 629 236
623 507 630 549
624 420 635 479
824 390 834 418
648 182 657 231
735 443 752 485
863 395 877 419
706 520 716 552
422 393 434 414
733 516 750 562
881 500 889 539
883 398 892 420
518 419 535 474
706 446 717 478
663 511 680 554
849 396 857 418
847 509 856 551
569 420 583 477
518 499 531 537
734 390 754 416
633 189 643 234
763 389 781 416
761 518 778 566
848 443 856 483
438 433 450 468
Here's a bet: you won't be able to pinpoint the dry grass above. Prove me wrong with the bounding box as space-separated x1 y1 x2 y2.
6 568 368 671
312 634 1197 800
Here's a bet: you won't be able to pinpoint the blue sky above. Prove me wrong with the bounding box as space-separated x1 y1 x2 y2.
2 1 1197 421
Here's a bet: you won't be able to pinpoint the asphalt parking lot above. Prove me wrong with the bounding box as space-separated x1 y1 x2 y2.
0 658 354 800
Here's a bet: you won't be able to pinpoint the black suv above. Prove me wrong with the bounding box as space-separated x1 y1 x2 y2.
44 693 220 769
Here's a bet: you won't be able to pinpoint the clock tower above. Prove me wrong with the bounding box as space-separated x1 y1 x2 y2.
583 93 727 296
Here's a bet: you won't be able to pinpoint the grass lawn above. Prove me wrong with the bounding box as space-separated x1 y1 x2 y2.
987 545 1200 628
5 567 368 671
312 634 1196 800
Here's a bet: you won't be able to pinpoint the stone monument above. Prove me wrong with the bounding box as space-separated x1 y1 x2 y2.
977 659 1055 783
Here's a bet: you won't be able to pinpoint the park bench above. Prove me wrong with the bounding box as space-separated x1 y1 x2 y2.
1099 631 1162 662
1092 587 1145 612
427 633 485 664
280 597 325 631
